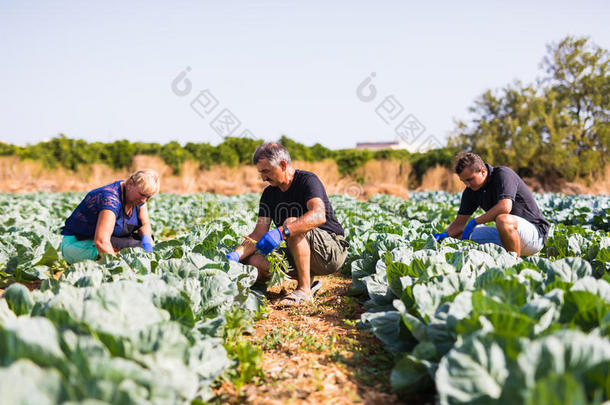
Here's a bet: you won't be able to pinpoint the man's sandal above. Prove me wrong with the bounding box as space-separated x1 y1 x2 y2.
275 290 313 307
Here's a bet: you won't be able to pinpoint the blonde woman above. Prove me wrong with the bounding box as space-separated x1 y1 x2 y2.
60 169 160 264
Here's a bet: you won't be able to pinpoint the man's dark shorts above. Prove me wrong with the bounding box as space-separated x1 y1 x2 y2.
279 228 350 277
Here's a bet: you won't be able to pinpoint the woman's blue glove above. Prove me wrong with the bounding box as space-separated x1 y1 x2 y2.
461 219 478 240
433 231 449 242
142 234 154 252
256 229 283 255
226 251 240 262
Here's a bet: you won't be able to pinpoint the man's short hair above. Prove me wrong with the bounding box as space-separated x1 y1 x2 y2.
454 152 485 174
253 142 292 166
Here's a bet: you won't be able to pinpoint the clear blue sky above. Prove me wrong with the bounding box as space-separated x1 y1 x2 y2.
1 0 608 149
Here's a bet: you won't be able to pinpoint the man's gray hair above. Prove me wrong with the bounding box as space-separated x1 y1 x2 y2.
252 142 292 166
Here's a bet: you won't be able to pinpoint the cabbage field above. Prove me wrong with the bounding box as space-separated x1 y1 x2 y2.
0 191 609 404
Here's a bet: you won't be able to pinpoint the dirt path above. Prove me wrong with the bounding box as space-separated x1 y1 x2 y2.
213 274 435 405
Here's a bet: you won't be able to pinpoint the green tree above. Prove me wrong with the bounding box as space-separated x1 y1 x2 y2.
222 137 263 164
279 135 313 161
0 142 18 156
213 143 239 167
410 147 455 180
451 36 609 180
160 141 191 174
335 149 372 181
16 135 93 170
373 148 410 162
133 142 163 156
184 142 215 169
310 143 335 160
541 36 610 174
107 140 136 169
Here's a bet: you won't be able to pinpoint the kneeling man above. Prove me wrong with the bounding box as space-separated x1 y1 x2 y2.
227 143 349 305
434 152 549 256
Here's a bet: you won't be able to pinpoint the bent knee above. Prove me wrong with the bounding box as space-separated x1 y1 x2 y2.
286 232 309 246
244 253 265 266
495 214 517 230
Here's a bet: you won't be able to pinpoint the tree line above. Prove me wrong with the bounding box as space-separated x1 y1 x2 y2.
0 134 452 182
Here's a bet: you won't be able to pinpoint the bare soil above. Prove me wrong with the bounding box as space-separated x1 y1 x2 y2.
212 274 435 405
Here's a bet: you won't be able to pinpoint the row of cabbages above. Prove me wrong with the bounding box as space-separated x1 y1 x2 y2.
0 193 263 404
348 194 610 404
1 191 608 403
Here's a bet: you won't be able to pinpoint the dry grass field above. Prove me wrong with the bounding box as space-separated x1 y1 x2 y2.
1 155 608 196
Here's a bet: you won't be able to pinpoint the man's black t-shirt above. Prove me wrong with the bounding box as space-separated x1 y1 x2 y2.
458 164 549 242
258 170 344 236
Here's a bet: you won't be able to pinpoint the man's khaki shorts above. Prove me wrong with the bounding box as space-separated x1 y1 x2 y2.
278 228 350 277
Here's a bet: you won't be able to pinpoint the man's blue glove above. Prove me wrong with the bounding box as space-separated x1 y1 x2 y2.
256 228 283 255
226 251 240 262
141 234 154 252
433 231 449 242
461 219 477 240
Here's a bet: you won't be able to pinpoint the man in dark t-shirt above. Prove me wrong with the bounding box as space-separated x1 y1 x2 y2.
226 142 349 305
433 152 549 256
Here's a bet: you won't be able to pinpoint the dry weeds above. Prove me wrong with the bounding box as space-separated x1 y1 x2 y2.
524 165 610 195
418 165 463 193
0 156 606 195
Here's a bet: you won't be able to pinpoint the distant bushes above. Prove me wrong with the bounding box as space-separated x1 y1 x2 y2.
410 148 455 181
0 134 455 181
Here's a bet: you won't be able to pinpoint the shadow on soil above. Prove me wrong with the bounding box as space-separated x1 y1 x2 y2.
262 273 436 405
